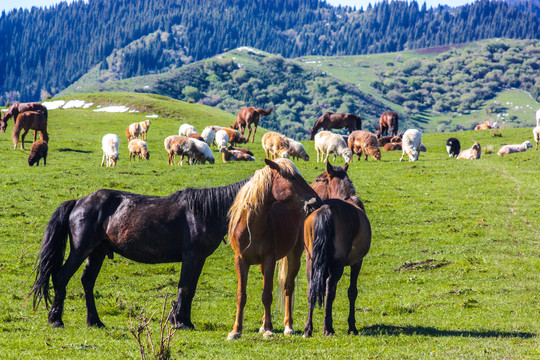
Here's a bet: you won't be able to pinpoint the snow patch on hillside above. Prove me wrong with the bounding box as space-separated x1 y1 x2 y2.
93 106 130 113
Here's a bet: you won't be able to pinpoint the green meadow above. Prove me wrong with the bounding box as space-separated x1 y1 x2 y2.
0 93 538 359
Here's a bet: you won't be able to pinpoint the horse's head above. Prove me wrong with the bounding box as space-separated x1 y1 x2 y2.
0 107 15 132
265 158 321 215
312 161 356 201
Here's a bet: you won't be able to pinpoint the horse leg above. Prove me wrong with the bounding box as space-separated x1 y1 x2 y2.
259 256 276 338
20 128 30 149
323 263 345 336
347 262 362 335
246 125 252 143
251 125 258 143
48 251 87 328
228 256 249 340
170 255 207 329
282 241 303 335
81 247 107 327
303 257 315 337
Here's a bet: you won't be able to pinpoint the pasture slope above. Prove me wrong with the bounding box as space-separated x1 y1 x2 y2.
0 93 538 359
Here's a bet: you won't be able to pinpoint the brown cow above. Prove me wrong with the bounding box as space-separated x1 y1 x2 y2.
232 107 273 143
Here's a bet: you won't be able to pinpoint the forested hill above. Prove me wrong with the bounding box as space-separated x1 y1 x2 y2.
1 0 539 104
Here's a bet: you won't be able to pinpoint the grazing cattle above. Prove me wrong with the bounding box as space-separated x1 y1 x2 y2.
128 139 150 161
101 134 119 167
126 122 141 140
138 120 151 140
314 131 352 163
1 102 48 133
12 110 49 149
179 123 198 137
457 142 481 160
533 126 540 150
220 147 255 162
303 162 371 337
309 112 362 140
378 111 399 138
215 130 230 150
232 107 274 143
28 140 48 166
382 142 402 151
347 130 381 161
474 121 492 131
399 129 422 162
446 138 461 158
289 140 309 161
220 128 248 145
226 159 321 340
262 131 290 159
497 141 533 156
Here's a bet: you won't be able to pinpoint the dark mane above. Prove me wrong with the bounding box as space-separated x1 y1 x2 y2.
182 177 251 221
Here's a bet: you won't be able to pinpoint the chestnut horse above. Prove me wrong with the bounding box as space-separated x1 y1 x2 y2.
12 110 48 149
377 111 399 138
30 177 251 329
232 107 273 143
303 161 371 337
227 158 322 340
309 112 362 140
1 102 48 133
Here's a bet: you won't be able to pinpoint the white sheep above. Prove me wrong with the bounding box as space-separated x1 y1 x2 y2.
400 129 422 162
314 131 352 163
128 139 150 161
101 134 119 167
138 120 151 140
536 109 540 126
179 123 198 137
215 129 230 150
497 141 533 156
288 140 309 161
190 139 215 164
126 122 141 140
262 132 290 159
533 126 540 150
201 126 216 146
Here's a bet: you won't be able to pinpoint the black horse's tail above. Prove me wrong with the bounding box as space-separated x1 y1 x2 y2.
309 205 335 308
30 199 77 309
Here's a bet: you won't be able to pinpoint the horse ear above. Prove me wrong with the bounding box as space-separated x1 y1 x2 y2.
265 158 281 172
326 161 335 177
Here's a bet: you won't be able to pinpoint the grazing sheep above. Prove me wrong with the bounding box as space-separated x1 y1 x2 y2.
179 123 198 137
288 140 309 161
215 129 230 150
474 121 492 131
446 137 461 158
348 130 381 161
168 137 198 166
138 120 151 139
101 134 120 167
201 126 216 146
220 147 255 162
399 129 422 162
190 139 215 164
382 142 402 151
164 135 185 165
314 131 352 163
128 139 150 161
220 128 248 145
126 122 141 140
457 142 481 160
536 109 540 126
533 126 540 150
227 145 254 156
28 140 48 166
262 131 290 159
497 141 533 156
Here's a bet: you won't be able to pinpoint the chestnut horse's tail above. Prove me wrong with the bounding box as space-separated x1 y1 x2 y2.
309 205 335 308
256 107 274 116
30 199 77 310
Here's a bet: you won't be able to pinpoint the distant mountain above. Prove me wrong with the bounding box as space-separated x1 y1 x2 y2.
1 0 539 104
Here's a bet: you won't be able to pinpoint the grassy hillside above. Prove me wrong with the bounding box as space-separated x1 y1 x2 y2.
0 93 538 358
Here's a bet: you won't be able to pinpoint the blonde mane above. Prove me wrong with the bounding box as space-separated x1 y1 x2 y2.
228 159 300 240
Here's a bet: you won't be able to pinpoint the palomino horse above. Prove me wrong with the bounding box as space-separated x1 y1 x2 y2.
12 110 49 149
30 177 251 328
227 158 322 340
232 107 273 143
309 112 362 140
377 111 399 138
1 102 48 133
303 161 371 337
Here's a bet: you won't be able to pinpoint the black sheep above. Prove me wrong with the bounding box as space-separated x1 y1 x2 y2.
446 137 461 158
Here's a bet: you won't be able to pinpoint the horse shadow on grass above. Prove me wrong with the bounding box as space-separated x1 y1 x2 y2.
360 324 536 339
58 148 93 154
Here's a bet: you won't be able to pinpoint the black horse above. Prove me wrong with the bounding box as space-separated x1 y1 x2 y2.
30 178 250 328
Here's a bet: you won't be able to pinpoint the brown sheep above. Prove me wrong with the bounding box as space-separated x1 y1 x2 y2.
220 128 248 145
28 140 48 166
348 130 381 161
126 122 141 140
474 121 492 131
188 133 205 142
382 142 402 151
128 139 150 161
262 131 291 159
220 147 255 163
227 145 254 156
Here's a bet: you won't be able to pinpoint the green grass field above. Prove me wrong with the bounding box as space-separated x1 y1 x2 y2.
1 93 538 359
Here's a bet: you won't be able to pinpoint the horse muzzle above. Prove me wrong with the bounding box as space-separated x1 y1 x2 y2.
303 196 322 215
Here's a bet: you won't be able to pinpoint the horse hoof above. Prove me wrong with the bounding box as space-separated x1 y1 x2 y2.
258 326 265 334
302 331 312 338
262 330 274 339
51 321 64 328
227 331 241 340
284 326 295 336
323 330 335 336
174 322 195 330
88 321 106 328
348 329 359 335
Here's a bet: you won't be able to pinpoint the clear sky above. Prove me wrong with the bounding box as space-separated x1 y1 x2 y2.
0 0 473 14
